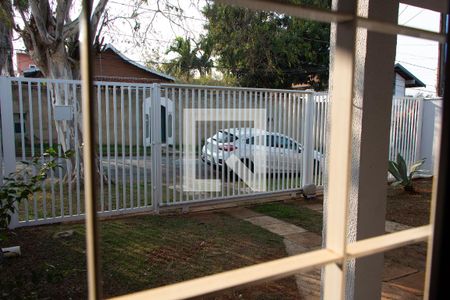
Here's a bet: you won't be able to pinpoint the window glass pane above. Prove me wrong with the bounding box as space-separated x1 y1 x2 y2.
274 136 291 148
246 135 266 145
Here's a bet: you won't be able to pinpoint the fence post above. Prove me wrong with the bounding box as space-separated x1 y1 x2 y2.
418 98 442 176
151 83 162 212
0 77 18 228
414 98 424 163
302 91 315 187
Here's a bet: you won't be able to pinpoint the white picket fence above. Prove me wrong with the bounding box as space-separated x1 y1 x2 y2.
0 77 439 228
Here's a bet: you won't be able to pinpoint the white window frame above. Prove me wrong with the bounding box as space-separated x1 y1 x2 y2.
77 0 447 299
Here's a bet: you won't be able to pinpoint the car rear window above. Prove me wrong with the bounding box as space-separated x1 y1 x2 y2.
213 131 237 143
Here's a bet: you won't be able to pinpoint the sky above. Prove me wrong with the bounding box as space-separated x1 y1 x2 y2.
103 1 441 96
396 4 441 96
99 0 206 62
12 1 441 96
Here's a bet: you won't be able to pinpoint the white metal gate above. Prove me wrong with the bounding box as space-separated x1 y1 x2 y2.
0 76 434 228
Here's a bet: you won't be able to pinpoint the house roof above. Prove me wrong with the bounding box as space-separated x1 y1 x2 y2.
394 63 426 88
102 44 175 82
18 45 176 82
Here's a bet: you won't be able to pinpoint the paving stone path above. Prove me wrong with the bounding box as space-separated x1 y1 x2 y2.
226 206 423 299
227 207 324 299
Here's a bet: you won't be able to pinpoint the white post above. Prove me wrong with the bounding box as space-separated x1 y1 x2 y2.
151 83 162 212
0 77 18 228
302 92 315 187
419 99 443 176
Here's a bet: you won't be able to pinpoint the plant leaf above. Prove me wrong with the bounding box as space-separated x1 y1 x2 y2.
388 160 402 181
391 181 402 187
410 159 425 173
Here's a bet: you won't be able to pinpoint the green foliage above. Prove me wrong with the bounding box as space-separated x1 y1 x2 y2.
187 74 237 86
13 0 29 12
0 2 13 29
0 147 73 230
388 153 425 192
162 36 213 80
202 0 331 89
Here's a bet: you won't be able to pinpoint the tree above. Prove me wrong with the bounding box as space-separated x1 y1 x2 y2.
9 0 192 181
9 0 109 181
14 0 108 80
163 36 213 81
164 36 197 80
202 1 330 89
0 1 14 76
195 37 214 77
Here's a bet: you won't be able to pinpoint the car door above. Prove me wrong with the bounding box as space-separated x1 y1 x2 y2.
244 134 269 173
266 135 277 173
265 134 278 173
284 138 302 173
270 135 287 173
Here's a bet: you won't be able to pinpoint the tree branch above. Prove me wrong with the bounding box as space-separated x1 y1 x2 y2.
91 0 109 40
63 0 109 42
16 7 32 34
63 16 80 39
29 0 54 45
56 0 73 38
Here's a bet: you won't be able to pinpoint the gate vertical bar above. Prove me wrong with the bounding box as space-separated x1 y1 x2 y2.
143 87 148 207
151 84 162 211
302 92 315 187
0 78 18 228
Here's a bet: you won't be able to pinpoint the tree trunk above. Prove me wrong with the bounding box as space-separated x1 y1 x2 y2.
44 44 106 185
11 0 111 187
0 1 14 76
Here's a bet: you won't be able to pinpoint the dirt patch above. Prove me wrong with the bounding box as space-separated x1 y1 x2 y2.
386 178 432 227
384 180 431 283
282 178 433 228
0 224 87 299
249 178 433 299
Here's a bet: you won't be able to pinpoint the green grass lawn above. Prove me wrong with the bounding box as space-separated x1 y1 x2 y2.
1 212 299 299
250 202 323 234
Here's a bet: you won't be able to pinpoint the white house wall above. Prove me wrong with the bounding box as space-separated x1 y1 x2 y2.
395 73 406 96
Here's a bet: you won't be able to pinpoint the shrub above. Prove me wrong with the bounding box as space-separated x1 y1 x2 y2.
0 147 73 230
388 153 425 192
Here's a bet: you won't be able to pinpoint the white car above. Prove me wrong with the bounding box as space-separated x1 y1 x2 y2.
201 128 322 174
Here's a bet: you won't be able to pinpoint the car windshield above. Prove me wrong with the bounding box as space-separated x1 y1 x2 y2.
213 131 237 143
